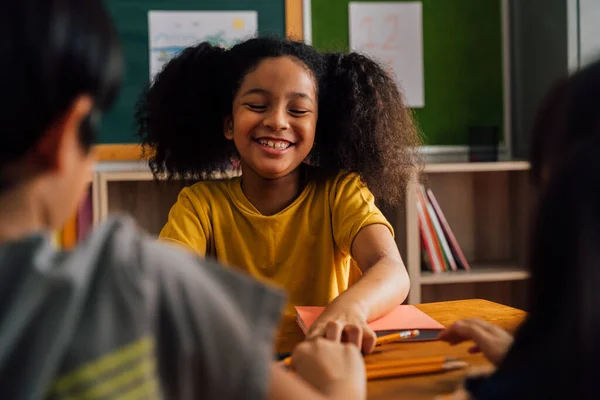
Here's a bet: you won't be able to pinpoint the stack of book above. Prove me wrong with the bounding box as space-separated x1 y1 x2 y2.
416 185 470 273
52 187 93 250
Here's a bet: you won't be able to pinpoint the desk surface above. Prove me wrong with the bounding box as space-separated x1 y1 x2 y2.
367 299 526 399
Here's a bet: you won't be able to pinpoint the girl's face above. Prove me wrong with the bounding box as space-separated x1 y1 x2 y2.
227 56 318 179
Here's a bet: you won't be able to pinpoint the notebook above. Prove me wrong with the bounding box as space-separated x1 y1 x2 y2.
295 305 445 341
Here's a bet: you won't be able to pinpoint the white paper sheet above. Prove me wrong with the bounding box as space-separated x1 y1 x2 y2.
349 2 424 107
148 11 258 79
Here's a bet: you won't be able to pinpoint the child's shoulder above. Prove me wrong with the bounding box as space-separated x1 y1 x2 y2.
309 167 361 187
310 169 377 211
180 177 239 201
315 169 366 195
78 215 146 266
331 170 363 186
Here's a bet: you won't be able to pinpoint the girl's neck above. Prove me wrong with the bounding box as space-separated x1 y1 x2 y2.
240 164 307 216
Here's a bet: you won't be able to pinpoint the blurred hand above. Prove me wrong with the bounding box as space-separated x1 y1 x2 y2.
433 387 473 400
292 338 366 399
305 304 376 354
438 318 513 366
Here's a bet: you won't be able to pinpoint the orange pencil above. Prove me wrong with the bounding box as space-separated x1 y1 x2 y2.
281 330 421 367
375 329 420 346
366 360 468 380
365 356 451 371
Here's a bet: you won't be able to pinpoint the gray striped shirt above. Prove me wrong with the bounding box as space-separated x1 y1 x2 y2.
0 216 284 399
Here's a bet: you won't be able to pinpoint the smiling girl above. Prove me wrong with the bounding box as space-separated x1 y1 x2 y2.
135 37 422 354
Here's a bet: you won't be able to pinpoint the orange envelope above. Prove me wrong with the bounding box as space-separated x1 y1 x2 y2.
295 305 445 340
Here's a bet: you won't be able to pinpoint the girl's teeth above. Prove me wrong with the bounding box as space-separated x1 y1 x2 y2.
259 139 289 149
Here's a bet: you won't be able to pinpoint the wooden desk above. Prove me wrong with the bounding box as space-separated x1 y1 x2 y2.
367 299 526 399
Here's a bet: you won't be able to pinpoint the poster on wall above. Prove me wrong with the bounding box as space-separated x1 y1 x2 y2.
349 2 424 107
148 11 258 79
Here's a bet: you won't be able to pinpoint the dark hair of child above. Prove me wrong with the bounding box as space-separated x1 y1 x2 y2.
467 59 600 399
135 37 422 205
475 137 600 400
0 0 122 192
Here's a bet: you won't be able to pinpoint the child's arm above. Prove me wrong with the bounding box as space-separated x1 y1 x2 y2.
306 224 409 354
270 367 362 400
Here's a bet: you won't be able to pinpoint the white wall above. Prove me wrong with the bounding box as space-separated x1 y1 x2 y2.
580 0 600 66
570 0 600 69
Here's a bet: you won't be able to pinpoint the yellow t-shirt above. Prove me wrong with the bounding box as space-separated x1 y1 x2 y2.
159 171 393 353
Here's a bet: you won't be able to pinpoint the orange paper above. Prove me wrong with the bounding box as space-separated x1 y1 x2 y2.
295 305 445 336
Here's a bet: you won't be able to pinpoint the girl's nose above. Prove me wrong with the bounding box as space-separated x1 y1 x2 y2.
263 106 290 131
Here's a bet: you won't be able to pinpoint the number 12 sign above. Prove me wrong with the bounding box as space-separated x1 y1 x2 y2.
349 2 424 107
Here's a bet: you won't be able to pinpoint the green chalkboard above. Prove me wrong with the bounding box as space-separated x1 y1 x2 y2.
102 0 285 144
312 0 504 146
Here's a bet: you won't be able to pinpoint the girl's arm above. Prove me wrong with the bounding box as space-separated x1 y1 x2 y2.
306 224 409 353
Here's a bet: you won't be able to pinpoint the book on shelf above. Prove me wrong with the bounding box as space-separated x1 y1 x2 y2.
418 185 470 273
420 186 457 272
416 192 443 272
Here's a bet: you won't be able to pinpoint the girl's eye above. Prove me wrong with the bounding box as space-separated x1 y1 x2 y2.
289 109 308 115
246 104 267 111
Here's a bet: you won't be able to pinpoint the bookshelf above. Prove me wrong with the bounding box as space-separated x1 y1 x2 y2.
93 168 237 236
399 161 531 309
90 160 531 309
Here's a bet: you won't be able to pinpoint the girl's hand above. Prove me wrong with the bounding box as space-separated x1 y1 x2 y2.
292 338 366 399
305 304 377 354
438 318 514 366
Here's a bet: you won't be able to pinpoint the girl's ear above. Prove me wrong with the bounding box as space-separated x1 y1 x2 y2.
223 116 233 140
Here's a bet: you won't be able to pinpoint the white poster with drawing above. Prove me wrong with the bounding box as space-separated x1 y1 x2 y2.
148 11 258 79
349 2 424 107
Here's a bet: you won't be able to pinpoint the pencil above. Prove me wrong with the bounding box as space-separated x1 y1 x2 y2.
281 329 420 367
365 356 455 371
375 329 420 346
366 360 469 380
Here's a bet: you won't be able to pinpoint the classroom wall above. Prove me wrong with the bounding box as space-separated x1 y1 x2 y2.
311 0 504 146
101 0 285 144
508 0 568 159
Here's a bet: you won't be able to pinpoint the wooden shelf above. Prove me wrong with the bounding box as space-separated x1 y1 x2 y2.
95 161 529 178
424 161 530 174
420 265 530 285
98 169 239 183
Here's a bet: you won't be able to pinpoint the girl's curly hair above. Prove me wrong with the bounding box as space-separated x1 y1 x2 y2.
135 36 422 205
